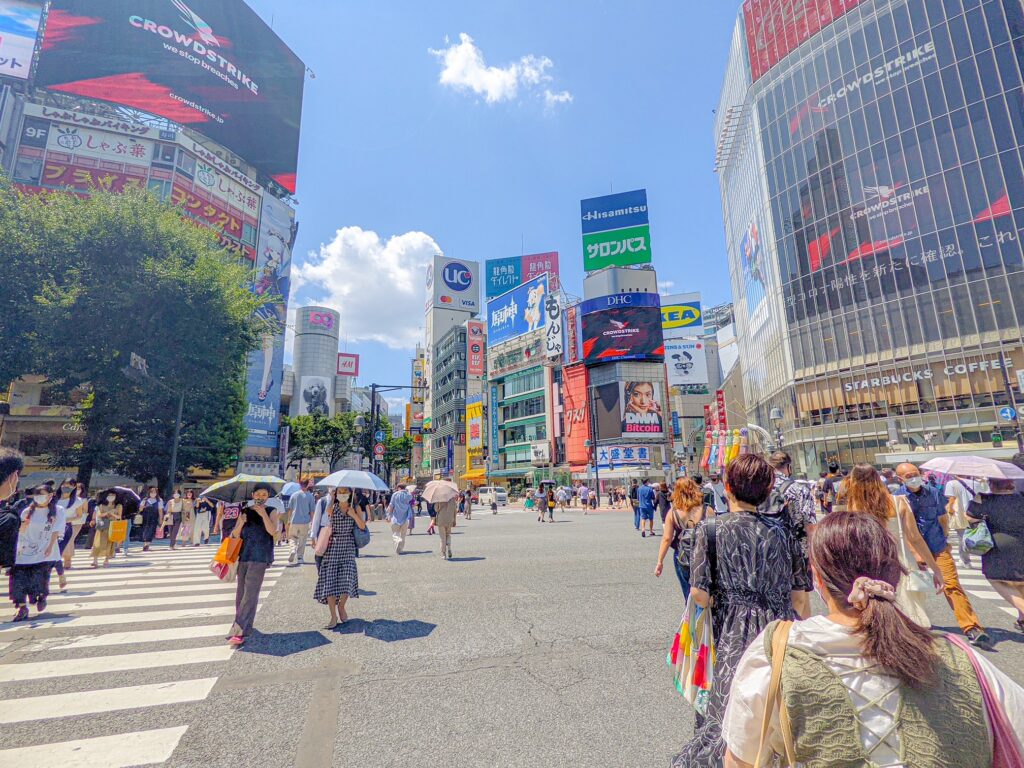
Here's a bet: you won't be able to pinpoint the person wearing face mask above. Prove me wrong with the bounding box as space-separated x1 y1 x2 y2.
226 485 279 646
703 472 728 515
313 487 365 627
59 480 90 573
139 486 163 552
9 485 66 621
91 491 122 567
0 448 25 574
895 463 990 649
164 488 185 550
51 477 80 590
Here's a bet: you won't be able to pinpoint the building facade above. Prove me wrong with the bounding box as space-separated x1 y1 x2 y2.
718 0 1024 471
431 323 468 478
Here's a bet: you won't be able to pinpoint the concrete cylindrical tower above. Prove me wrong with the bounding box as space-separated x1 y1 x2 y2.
291 306 340 418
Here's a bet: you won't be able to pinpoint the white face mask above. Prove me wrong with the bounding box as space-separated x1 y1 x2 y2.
106 496 116 504
904 476 924 491
337 491 351 502
173 493 181 500
33 495 49 506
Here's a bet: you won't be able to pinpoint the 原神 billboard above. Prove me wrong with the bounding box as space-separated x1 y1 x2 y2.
299 376 332 417
487 273 549 346
243 194 294 448
35 0 306 192
621 381 665 437
581 303 665 363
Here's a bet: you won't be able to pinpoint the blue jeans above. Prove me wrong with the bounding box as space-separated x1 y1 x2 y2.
121 519 133 554
633 505 640 529
674 558 691 601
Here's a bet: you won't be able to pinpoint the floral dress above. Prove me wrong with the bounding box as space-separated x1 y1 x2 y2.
313 505 359 603
672 511 806 767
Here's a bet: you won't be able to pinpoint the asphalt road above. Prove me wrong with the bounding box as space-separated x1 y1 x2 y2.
1 506 1022 767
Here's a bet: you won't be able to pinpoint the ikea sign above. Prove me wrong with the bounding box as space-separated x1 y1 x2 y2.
661 296 703 337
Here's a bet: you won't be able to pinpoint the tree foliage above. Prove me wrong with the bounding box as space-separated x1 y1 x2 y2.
284 412 362 473
1 182 264 489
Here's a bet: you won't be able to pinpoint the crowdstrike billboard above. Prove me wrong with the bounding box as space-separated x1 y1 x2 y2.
581 293 665 364
35 0 306 193
744 0 868 82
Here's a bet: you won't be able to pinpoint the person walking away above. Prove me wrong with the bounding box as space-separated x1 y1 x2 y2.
945 475 977 567
534 487 547 523
896 462 991 648
655 482 671 525
60 480 90 573
463 488 473 520
671 455 807 767
968 478 1024 632
837 463 944 630
52 478 79 590
557 486 570 514
638 479 656 537
193 495 216 546
655 478 710 599
0 449 25 576
91 491 122 567
579 484 590 515
165 489 185 550
287 479 316 566
313 487 364 627
386 485 416 554
434 498 457 560
704 472 728 515
226 485 279 646
815 462 842 515
721 511 1024 768
629 479 641 529
215 500 242 540
10 485 65 621
766 451 818 619
139 487 163 551
176 490 196 547
546 488 556 522
426 500 436 534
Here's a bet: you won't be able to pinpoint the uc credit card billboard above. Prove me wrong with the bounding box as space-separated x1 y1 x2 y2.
580 189 652 271
487 273 550 346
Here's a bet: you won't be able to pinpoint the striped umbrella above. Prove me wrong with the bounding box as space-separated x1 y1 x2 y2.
200 474 286 503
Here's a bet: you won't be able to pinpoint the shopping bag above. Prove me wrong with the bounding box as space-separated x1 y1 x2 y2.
155 525 164 539
213 537 242 565
314 525 332 556
667 595 716 715
179 524 192 542
964 520 995 555
109 520 129 544
209 560 238 582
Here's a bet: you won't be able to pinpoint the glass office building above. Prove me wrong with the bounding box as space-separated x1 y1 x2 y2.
718 0 1024 471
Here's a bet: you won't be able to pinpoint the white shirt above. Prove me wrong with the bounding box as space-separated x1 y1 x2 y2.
57 496 89 525
722 615 1024 766
17 505 67 564
944 479 975 530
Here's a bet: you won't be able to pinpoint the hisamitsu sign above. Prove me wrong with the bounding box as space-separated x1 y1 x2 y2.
580 189 653 271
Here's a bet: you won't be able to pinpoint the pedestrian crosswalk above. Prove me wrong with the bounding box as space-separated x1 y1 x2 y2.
945 531 1018 620
0 544 284 767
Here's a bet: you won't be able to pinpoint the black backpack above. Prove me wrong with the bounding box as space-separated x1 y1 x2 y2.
759 479 805 542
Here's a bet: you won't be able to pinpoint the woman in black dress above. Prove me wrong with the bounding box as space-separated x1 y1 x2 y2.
672 454 806 767
313 487 366 628
968 477 1024 631
226 485 278 646
139 486 163 551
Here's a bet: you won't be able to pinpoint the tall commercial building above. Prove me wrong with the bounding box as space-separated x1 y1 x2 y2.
717 0 1024 471
431 323 468 478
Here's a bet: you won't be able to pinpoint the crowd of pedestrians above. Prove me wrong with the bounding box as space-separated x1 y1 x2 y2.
665 452 1024 766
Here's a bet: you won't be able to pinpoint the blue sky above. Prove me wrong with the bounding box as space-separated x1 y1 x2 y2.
246 0 742 401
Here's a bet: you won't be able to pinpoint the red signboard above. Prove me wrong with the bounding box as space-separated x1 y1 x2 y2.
337 353 359 377
522 252 560 291
39 160 146 194
563 364 592 468
467 321 486 378
744 0 867 82
704 404 712 430
716 390 728 430
171 184 243 239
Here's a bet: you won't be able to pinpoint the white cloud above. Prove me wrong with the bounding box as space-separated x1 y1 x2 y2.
658 280 676 296
292 227 438 349
429 33 571 107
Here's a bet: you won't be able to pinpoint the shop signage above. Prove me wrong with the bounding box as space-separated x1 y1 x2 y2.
843 357 1014 393
596 445 652 470
580 189 652 271
544 293 563 359
490 385 501 470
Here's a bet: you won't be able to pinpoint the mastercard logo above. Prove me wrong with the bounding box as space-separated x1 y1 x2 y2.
440 295 453 304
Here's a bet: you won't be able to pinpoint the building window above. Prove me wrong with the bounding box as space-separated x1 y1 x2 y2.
147 179 172 201
13 156 42 184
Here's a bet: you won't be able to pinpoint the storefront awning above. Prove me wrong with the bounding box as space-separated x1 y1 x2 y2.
459 469 487 481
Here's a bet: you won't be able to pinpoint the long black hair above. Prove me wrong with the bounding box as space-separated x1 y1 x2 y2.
29 484 59 522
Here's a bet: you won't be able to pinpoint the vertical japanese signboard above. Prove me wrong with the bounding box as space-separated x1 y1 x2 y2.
716 390 728 430
467 321 486 378
466 395 484 451
580 189 652 271
490 385 501 470
544 293 563 359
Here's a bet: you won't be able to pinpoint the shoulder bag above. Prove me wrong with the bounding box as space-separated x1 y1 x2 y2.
894 496 933 593
314 522 333 556
754 620 798 767
354 524 371 549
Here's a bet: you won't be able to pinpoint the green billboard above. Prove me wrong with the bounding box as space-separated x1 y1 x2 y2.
582 224 652 270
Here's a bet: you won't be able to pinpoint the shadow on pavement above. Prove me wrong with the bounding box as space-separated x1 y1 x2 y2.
446 557 486 563
239 630 332 656
334 618 437 642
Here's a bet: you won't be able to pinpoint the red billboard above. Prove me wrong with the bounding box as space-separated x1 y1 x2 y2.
581 305 665 363
744 0 867 82
562 364 591 467
467 320 486 378
35 0 305 192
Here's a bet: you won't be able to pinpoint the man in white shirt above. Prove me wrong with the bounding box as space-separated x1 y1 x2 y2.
944 476 976 567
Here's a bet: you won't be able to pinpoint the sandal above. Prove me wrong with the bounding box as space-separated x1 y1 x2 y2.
325 620 338 630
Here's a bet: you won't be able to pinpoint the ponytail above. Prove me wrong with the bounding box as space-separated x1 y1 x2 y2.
811 511 940 689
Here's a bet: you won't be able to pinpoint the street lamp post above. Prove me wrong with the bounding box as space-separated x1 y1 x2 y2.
585 438 600 508
770 407 784 452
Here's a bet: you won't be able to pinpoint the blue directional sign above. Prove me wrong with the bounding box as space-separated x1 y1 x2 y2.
374 430 387 442
999 407 1017 422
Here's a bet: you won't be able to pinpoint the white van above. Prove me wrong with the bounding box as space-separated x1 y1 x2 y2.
478 486 509 506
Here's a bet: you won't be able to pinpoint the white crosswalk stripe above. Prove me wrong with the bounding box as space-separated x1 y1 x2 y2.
945 534 1018 618
0 543 288 765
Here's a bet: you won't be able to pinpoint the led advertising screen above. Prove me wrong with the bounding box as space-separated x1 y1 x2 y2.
593 382 621 442
581 301 665 363
621 381 665 437
0 1 42 80
487 273 550 346
35 0 305 193
743 0 868 82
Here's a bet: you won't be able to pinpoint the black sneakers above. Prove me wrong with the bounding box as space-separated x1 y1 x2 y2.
966 628 992 649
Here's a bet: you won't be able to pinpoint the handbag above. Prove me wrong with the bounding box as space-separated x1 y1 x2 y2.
354 525 371 549
753 621 799 767
109 520 128 543
133 514 143 525
894 497 932 593
964 519 995 555
213 537 242 565
947 634 1024 768
314 524 332 556
155 525 165 539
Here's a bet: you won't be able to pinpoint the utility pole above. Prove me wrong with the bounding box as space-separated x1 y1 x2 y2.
167 389 185 495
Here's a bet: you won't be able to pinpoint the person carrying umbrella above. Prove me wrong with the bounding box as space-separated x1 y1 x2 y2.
313 486 365 627
226 484 280 646
423 481 460 560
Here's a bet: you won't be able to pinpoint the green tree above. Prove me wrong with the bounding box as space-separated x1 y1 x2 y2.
283 412 362 473
3 182 264 489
